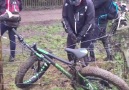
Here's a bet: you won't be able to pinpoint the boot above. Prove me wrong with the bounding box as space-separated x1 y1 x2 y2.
104 55 113 61
9 56 15 62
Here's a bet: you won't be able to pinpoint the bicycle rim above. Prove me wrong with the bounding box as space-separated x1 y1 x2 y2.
15 55 50 88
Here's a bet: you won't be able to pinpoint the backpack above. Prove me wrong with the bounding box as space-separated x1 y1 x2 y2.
107 1 118 20
4 0 21 27
6 0 20 14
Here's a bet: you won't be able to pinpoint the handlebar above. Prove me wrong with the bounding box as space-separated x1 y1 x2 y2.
12 28 37 53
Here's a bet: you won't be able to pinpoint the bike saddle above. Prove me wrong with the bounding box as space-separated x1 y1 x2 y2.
65 48 88 59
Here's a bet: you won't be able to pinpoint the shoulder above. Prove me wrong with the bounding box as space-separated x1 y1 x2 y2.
85 0 94 8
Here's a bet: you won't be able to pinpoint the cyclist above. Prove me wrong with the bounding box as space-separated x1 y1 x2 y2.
0 0 22 62
93 0 118 61
62 0 95 64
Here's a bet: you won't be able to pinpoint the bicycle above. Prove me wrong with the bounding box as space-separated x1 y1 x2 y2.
13 28 129 90
107 5 129 80
109 3 129 35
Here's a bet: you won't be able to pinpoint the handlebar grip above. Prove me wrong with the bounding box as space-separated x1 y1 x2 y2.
12 28 23 42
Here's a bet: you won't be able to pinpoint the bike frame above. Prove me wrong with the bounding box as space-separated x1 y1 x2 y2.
113 7 129 31
13 28 97 90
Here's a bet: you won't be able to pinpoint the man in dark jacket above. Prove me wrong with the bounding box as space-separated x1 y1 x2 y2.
62 0 95 63
93 0 118 61
0 0 22 62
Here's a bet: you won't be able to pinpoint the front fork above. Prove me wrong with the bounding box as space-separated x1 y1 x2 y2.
70 69 97 90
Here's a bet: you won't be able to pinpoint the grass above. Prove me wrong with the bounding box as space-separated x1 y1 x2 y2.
2 22 70 90
2 21 129 90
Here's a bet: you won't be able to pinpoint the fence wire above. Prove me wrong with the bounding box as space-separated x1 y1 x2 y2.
1 11 129 90
23 0 63 10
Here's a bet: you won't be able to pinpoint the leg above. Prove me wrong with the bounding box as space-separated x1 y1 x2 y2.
8 27 16 61
100 27 113 61
67 35 76 61
1 23 8 36
89 42 95 60
81 33 95 65
89 28 98 61
101 36 113 61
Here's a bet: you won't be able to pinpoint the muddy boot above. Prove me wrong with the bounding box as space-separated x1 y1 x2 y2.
104 55 113 61
9 56 15 62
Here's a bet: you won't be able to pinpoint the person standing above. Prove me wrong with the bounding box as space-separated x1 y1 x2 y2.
62 0 95 64
0 0 22 62
93 0 118 61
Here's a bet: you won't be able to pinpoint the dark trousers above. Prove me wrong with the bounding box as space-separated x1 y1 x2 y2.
1 23 17 58
95 23 112 58
67 32 95 62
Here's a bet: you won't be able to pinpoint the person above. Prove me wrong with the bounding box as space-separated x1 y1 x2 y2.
93 0 118 61
0 0 22 62
62 0 95 64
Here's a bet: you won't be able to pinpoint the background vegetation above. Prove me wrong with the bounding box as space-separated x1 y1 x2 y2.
2 20 129 90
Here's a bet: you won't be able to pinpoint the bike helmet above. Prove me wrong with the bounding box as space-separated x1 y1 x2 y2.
69 0 81 6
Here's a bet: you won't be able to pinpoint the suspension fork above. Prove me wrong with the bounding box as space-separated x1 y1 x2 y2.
76 72 97 90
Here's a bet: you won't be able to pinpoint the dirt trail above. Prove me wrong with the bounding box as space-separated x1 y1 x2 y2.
20 9 62 23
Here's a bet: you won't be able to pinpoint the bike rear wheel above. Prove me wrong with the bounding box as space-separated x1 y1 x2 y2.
15 55 50 88
107 20 129 80
79 66 129 90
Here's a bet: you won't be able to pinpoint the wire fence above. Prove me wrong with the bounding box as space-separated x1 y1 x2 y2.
1 20 129 89
1 2 129 89
22 0 63 10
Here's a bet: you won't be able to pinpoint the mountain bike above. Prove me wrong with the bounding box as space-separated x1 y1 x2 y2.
109 4 129 35
13 28 129 90
107 6 129 80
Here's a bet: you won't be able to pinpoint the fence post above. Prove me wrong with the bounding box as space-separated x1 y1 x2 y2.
0 32 4 89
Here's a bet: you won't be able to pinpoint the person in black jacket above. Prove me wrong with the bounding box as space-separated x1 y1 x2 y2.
93 0 118 61
62 0 95 64
0 0 22 62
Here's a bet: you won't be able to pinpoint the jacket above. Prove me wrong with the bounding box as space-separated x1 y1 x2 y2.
93 0 117 24
62 0 95 37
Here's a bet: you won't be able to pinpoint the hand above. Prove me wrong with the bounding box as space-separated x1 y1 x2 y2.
69 33 77 42
76 35 82 43
6 9 13 18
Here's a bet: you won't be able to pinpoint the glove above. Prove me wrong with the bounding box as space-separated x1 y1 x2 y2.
69 33 77 42
76 35 82 43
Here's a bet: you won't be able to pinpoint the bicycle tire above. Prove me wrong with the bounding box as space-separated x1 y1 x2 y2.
79 66 129 90
109 22 118 35
107 20 129 79
15 55 50 88
109 20 127 36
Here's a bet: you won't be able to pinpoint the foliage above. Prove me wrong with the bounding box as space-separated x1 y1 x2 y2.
2 21 129 89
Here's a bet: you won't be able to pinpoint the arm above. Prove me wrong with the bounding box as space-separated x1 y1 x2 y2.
62 1 73 34
0 10 21 21
79 0 95 37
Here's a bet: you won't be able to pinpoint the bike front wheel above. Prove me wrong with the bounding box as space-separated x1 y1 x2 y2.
79 66 129 90
15 55 50 88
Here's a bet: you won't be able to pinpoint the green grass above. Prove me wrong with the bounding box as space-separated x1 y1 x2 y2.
2 22 71 90
2 21 129 90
